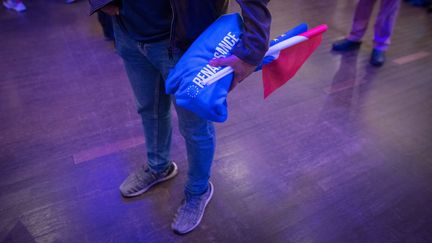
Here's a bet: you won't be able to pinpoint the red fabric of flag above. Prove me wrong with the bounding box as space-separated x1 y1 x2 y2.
262 34 323 98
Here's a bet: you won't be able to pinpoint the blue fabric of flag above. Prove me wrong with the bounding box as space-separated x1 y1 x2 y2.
166 13 243 122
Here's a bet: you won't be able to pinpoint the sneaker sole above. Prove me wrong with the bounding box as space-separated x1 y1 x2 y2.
172 182 214 235
121 162 179 198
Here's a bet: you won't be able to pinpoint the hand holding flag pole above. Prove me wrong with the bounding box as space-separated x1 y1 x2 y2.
209 55 256 91
201 24 328 98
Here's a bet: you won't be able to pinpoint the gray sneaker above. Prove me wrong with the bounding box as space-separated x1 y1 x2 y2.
171 182 214 234
119 162 178 197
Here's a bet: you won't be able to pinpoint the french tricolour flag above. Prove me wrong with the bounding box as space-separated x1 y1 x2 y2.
261 24 328 98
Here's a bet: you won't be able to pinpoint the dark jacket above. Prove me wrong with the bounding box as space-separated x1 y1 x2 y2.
88 0 271 66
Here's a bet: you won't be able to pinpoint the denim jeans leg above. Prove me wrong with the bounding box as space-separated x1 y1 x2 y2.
113 19 172 174
143 40 216 196
175 104 215 196
113 18 215 194
136 35 216 196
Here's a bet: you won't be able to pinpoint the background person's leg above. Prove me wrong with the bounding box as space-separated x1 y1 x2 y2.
347 0 378 42
332 0 377 51
370 0 400 66
373 0 401 51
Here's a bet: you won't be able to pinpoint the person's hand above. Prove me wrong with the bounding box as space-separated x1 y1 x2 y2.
101 4 119 16
209 55 256 91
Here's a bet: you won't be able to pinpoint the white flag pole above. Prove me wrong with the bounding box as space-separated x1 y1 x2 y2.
201 36 309 86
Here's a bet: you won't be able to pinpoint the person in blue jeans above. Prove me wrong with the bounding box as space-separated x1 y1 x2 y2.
90 0 271 234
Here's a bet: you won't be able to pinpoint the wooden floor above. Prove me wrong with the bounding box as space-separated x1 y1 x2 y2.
1 0 432 242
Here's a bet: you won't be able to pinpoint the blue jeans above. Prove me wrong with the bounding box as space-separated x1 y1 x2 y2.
113 19 215 196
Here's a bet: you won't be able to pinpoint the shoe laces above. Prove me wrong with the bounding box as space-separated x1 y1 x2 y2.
179 195 201 215
135 167 157 183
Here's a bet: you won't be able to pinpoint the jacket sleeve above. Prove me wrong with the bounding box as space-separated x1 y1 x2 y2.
231 0 271 66
87 0 116 15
